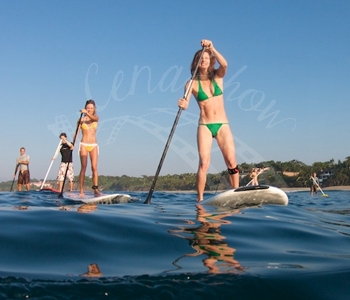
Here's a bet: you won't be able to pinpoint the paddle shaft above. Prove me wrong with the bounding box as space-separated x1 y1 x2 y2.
58 113 83 198
144 47 205 204
10 164 19 192
40 140 62 190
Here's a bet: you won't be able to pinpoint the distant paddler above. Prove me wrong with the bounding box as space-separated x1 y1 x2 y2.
310 173 328 197
310 172 319 196
247 167 270 186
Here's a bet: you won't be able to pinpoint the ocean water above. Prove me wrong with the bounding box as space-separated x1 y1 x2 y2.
0 189 349 300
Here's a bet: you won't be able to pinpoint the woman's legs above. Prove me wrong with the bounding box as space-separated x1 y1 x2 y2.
89 146 100 196
216 125 239 189
197 125 213 202
79 147 88 196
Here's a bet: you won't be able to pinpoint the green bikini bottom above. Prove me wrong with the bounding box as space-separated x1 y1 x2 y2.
199 123 228 138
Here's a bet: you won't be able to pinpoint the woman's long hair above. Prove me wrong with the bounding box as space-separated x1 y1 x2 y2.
190 49 216 77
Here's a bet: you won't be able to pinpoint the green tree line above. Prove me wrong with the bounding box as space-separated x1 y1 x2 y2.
1 157 350 192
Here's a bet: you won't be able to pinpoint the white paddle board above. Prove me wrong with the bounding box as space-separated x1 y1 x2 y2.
202 185 288 208
63 191 131 204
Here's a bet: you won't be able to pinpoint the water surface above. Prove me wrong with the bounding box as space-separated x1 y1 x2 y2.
0 189 349 299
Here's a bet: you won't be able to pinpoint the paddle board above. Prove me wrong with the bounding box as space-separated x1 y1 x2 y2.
63 191 131 204
202 185 288 208
40 187 60 193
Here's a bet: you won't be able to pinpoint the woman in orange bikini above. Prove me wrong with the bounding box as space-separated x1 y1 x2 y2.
178 39 239 202
77 99 101 197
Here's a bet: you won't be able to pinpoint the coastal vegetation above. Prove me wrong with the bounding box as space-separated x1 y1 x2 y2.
1 158 349 192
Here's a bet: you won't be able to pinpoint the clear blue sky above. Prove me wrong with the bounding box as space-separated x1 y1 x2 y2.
1 0 349 182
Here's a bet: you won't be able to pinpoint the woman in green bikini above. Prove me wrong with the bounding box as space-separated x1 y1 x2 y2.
178 39 239 202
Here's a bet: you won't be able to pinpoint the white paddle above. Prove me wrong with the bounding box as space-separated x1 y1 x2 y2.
40 140 62 190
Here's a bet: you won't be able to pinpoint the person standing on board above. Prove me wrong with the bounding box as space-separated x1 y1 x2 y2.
178 39 239 202
310 172 319 196
249 166 269 186
77 99 101 197
250 168 259 185
53 133 74 192
15 147 30 191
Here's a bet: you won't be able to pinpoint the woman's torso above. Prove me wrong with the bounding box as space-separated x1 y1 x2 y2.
192 76 228 123
80 117 98 143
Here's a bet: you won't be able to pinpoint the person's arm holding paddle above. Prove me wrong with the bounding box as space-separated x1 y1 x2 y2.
61 134 74 150
178 80 193 110
205 41 228 78
80 108 99 123
18 158 29 167
13 164 19 178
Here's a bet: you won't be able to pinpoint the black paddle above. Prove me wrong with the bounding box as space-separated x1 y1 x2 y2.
10 164 19 192
144 47 206 204
58 113 83 198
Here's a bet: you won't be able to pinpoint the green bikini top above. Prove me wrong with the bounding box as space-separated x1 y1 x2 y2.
196 77 223 101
